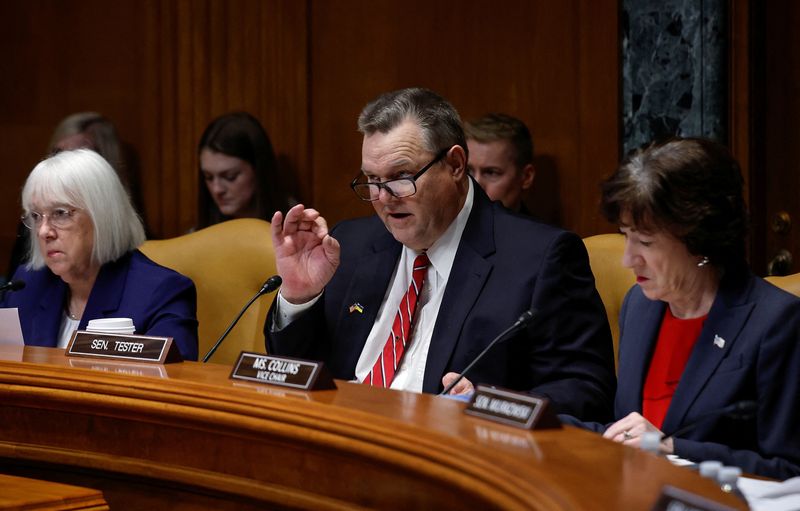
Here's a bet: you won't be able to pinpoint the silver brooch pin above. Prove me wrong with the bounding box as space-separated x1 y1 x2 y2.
713 334 726 349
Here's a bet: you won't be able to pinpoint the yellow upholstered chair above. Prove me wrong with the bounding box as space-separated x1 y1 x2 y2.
140 218 276 364
583 233 636 367
765 273 800 297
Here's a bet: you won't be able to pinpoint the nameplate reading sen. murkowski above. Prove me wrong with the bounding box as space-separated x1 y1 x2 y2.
230 352 336 391
66 330 183 364
465 385 562 430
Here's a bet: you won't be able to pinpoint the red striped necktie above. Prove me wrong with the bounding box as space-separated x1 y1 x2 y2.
364 252 430 388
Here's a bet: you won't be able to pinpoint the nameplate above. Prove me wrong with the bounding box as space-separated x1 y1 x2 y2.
230 352 336 391
465 385 561 430
651 485 737 511
66 331 183 364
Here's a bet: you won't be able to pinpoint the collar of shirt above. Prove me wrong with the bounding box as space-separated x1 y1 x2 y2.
409 178 475 282
363 179 475 392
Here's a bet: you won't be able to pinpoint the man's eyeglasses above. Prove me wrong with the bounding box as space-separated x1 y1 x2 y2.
21 207 80 230
350 148 449 201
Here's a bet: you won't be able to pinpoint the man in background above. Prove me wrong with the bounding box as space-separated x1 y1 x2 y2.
465 113 535 214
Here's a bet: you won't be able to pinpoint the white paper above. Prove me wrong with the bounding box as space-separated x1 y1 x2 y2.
666 454 697 467
0 307 25 345
740 476 800 511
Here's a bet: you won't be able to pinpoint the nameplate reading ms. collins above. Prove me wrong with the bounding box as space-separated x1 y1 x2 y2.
230 352 336 391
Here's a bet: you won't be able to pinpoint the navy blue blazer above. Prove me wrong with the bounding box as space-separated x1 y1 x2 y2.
570 272 800 479
266 185 616 422
2 250 199 360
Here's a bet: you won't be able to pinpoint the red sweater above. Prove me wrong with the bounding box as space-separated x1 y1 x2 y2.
642 307 707 429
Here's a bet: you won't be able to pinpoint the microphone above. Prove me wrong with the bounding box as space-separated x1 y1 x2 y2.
0 280 25 292
660 400 758 443
202 275 282 363
439 309 537 395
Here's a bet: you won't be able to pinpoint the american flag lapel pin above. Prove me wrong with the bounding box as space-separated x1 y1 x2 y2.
713 334 726 349
349 302 364 314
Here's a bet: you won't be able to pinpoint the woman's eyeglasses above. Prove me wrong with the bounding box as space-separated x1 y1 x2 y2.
21 207 80 230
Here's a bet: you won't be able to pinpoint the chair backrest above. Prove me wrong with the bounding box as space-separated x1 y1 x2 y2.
583 233 635 368
140 218 276 364
765 273 800 297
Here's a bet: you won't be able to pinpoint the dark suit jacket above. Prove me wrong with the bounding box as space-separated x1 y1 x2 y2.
570 271 800 479
266 185 615 421
2 250 199 360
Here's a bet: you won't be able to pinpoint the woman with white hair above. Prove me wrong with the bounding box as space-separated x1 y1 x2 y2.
6 112 146 282
1 149 198 360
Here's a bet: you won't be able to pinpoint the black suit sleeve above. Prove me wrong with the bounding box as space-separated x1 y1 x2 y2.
265 296 331 362
524 231 616 422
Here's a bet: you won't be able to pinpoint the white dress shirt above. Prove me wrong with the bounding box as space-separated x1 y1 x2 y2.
57 312 80 348
275 180 475 392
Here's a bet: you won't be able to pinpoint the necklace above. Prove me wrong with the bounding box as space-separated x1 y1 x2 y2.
66 291 83 321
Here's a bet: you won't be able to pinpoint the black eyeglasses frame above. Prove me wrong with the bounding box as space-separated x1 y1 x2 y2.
350 148 450 202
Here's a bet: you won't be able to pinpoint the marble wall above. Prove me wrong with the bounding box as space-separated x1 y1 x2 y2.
622 0 727 154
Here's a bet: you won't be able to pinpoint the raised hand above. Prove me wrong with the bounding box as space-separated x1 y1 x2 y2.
271 205 340 304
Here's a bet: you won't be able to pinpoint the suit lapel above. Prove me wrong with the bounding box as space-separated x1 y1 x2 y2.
336 232 401 372
616 296 664 414
30 273 67 347
422 188 494 392
80 255 130 329
661 277 755 433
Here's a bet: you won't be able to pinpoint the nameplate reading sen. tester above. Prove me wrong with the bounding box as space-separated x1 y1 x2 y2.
230 352 336 391
465 385 561 430
66 331 183 364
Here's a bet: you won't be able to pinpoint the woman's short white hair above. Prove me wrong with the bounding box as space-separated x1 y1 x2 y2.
22 149 146 269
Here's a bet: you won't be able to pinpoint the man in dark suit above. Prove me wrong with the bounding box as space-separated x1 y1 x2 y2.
265 88 615 421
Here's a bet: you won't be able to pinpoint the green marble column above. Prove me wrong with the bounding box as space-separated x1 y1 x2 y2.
622 0 727 154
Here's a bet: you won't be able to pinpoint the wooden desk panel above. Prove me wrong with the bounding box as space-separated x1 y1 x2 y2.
0 346 745 510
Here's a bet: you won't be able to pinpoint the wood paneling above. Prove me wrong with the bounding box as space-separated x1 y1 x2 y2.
139 0 309 236
0 0 618 276
309 0 620 234
0 1 308 258
750 1 800 276
0 1 153 272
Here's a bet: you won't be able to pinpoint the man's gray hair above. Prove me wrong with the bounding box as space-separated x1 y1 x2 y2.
357 88 467 156
22 149 146 269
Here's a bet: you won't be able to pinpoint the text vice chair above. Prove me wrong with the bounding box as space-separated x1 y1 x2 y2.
141 218 277 365
583 233 636 369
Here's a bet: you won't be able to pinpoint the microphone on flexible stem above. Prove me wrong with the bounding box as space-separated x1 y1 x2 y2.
202 275 282 363
660 400 758 443
0 280 26 292
439 309 537 395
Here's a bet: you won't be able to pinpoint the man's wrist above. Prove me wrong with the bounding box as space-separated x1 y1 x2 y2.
281 289 323 305
272 291 323 331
